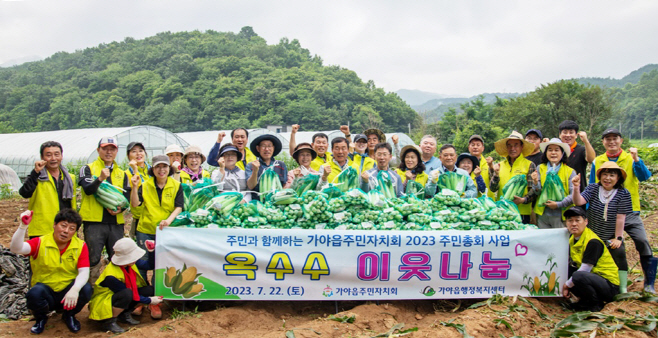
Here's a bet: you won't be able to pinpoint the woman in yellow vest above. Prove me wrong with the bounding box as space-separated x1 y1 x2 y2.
130 154 183 319
350 134 376 175
396 145 428 189
126 141 151 240
534 138 576 229
89 238 162 333
10 209 92 334
563 207 619 312
489 131 540 224
179 145 211 184
571 162 633 293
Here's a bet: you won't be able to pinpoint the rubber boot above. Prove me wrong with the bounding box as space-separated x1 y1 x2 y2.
644 257 658 293
102 317 125 334
618 270 628 294
30 305 50 334
118 311 140 325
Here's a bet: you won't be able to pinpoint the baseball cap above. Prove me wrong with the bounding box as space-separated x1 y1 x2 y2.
564 207 586 219
468 135 484 144
353 134 367 143
126 141 145 154
151 155 170 167
601 128 622 139
98 136 118 148
525 129 543 139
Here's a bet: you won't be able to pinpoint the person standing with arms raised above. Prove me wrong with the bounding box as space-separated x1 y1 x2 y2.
558 120 596 191
288 124 352 171
78 137 131 283
19 141 77 239
488 131 541 224
208 128 256 170
589 128 656 293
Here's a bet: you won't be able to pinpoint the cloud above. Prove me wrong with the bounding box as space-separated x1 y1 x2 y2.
0 0 656 96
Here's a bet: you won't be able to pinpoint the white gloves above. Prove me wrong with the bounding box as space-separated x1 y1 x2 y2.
61 287 80 310
150 296 163 305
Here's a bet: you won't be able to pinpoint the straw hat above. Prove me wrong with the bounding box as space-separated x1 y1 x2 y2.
183 145 206 163
292 143 317 162
111 238 146 266
494 131 535 157
165 144 184 155
596 161 627 180
539 138 571 157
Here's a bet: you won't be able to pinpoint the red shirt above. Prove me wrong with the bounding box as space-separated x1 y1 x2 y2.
27 237 90 269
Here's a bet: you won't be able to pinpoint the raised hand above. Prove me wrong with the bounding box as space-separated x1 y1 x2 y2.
34 160 46 173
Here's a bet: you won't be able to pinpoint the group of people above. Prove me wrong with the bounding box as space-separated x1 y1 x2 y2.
8 119 657 333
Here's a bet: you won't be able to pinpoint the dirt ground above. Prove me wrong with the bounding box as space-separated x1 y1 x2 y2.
1 198 657 338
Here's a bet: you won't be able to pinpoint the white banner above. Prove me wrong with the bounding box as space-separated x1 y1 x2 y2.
154 228 569 300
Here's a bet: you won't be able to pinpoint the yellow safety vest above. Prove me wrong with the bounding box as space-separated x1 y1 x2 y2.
89 263 146 321
570 227 620 285
310 152 333 172
179 169 211 184
126 166 150 219
327 158 354 183
79 157 126 224
535 164 574 218
30 234 83 292
352 153 375 174
27 171 78 237
594 151 640 211
498 156 533 215
471 155 495 199
396 169 429 186
138 177 181 235
237 147 257 171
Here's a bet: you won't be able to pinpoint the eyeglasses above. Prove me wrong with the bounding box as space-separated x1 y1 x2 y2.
260 145 274 149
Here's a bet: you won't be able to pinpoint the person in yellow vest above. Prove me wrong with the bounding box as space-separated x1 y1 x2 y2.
590 128 657 293
78 136 131 283
208 128 257 171
489 131 541 224
563 207 620 312
288 124 353 171
180 145 211 184
534 138 576 229
325 137 354 183
364 128 401 167
129 155 183 319
349 134 376 175
396 145 428 188
19 141 77 239
126 142 151 240
165 144 184 182
467 135 495 199
456 153 485 195
10 209 92 334
89 238 162 334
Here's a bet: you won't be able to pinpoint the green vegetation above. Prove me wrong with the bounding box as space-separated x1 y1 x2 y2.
0 27 420 134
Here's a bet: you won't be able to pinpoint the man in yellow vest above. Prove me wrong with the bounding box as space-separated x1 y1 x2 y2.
78 136 131 283
19 141 77 239
563 207 619 311
467 135 494 198
207 128 257 170
10 209 92 334
288 124 352 171
489 131 541 224
325 137 354 182
590 128 657 293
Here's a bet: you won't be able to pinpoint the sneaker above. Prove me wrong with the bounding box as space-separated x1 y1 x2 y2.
132 304 144 316
149 303 162 319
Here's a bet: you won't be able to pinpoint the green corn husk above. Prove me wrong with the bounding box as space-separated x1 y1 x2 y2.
205 191 243 217
436 171 469 194
291 174 320 196
259 167 282 202
269 189 299 205
182 183 193 211
321 184 344 200
405 180 425 199
332 167 359 192
537 171 566 206
502 174 527 201
94 181 130 212
377 170 396 199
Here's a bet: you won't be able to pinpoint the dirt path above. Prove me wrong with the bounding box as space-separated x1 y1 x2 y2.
1 199 657 338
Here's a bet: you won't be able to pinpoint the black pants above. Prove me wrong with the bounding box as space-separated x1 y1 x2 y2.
83 222 125 267
111 286 154 310
570 271 619 311
26 282 93 318
608 242 628 271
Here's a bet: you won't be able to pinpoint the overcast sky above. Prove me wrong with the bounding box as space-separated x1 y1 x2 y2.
1 0 657 97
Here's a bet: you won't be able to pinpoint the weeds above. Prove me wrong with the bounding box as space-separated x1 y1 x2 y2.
170 305 200 320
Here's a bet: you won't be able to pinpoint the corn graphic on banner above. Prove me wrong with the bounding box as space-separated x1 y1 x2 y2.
154 228 568 300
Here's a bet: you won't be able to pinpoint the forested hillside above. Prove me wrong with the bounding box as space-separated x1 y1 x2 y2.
0 27 420 133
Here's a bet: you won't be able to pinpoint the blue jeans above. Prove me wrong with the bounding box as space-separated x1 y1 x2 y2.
135 231 155 284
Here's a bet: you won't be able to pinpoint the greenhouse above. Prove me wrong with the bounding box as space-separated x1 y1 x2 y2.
0 126 188 178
